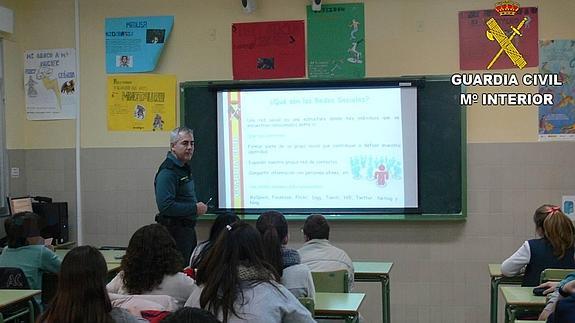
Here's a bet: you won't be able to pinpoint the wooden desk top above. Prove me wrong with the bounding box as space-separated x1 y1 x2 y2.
314 292 365 315
353 262 393 276
56 249 125 264
56 250 124 273
489 264 502 277
500 286 546 306
0 289 41 309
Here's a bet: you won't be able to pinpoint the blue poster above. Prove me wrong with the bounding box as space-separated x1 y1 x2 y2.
538 40 575 141
106 16 173 73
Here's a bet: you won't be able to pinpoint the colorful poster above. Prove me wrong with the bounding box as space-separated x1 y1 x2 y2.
107 75 176 131
232 20 305 80
24 48 77 120
538 40 575 141
105 16 173 73
307 3 365 79
459 7 538 70
563 195 575 220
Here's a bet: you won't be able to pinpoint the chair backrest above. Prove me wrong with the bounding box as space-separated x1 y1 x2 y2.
540 268 574 283
298 297 315 316
0 267 31 289
311 269 348 293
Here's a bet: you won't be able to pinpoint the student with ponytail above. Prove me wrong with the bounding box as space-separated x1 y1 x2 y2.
502 204 575 286
255 211 315 299
184 221 314 323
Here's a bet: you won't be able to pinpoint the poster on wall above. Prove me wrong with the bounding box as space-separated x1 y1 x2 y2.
232 20 305 80
538 40 575 141
105 16 173 74
459 6 538 70
307 3 365 79
107 74 176 131
563 195 575 220
24 48 77 120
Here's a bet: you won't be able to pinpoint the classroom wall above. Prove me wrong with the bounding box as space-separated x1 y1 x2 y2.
2 0 575 322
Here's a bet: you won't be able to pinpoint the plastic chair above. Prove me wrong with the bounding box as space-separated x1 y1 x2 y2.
0 267 38 323
540 268 574 283
311 269 349 293
298 297 315 317
311 270 357 322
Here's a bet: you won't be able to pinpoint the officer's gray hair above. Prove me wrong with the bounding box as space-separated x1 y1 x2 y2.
170 127 194 146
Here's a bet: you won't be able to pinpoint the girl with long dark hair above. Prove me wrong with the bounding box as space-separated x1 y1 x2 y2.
255 210 315 299
184 221 314 323
38 246 143 323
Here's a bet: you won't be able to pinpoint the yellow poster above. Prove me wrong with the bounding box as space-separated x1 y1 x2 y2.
107 74 176 131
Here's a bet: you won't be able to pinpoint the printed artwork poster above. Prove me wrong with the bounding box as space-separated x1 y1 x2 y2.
307 3 365 79
107 74 176 131
24 48 77 120
232 20 305 80
459 7 538 70
563 195 575 220
106 16 173 73
538 40 575 141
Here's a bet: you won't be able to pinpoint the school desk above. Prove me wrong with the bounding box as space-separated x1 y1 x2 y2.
353 261 393 323
0 289 40 323
500 286 545 323
489 263 523 323
55 249 124 272
314 292 365 321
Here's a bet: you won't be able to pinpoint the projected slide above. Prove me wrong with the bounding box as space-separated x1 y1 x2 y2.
217 87 418 210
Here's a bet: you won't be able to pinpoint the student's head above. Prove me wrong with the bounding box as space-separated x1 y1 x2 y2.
170 127 195 162
39 246 114 323
4 211 41 248
120 55 128 63
190 213 239 268
533 204 575 259
209 213 240 242
196 221 277 322
122 224 184 294
256 211 289 276
161 307 221 323
302 213 330 241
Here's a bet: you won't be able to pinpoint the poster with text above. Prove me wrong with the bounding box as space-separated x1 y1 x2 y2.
106 16 173 73
459 7 538 70
307 3 365 79
107 75 176 131
24 48 77 120
232 20 305 80
538 40 575 141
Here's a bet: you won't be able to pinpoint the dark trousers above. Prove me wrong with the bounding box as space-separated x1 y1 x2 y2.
550 296 575 323
164 224 197 261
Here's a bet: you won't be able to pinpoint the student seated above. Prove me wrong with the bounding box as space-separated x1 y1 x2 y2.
184 221 315 323
38 245 144 323
161 307 221 323
298 214 354 291
107 224 195 306
255 210 315 299
0 211 61 305
189 213 239 268
501 205 575 286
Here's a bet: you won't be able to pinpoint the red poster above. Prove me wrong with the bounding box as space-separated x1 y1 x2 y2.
459 7 538 70
232 20 305 80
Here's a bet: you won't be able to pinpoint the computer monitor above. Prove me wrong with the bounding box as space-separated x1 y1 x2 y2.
7 196 33 214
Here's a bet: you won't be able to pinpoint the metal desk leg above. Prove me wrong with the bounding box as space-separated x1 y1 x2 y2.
28 300 35 323
491 277 501 323
382 275 390 323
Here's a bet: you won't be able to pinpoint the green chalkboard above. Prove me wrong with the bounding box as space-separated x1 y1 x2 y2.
181 77 465 221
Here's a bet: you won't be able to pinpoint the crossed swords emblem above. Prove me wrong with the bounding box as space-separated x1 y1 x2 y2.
485 17 529 69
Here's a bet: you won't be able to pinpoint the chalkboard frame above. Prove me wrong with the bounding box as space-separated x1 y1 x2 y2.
180 76 466 221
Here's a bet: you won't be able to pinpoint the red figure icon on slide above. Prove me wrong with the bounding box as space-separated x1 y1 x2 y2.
374 164 389 186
